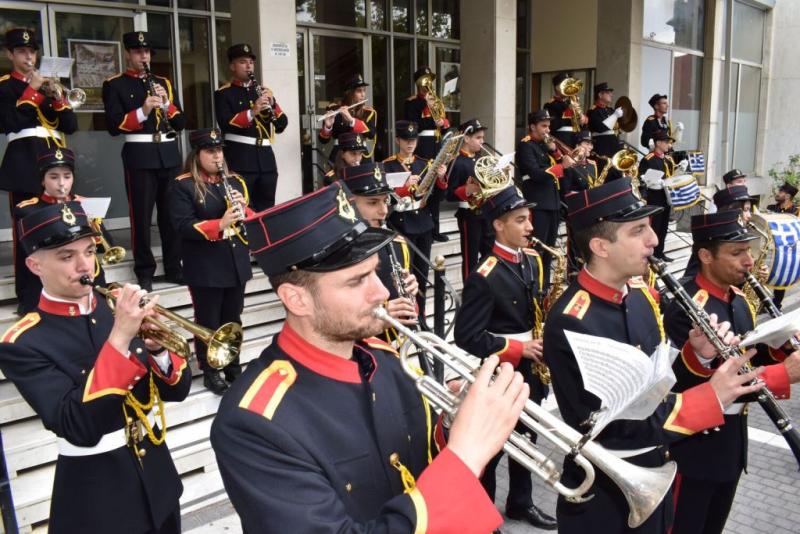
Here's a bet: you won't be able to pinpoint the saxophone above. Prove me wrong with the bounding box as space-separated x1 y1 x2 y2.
742 221 772 311
529 236 568 385
413 133 464 207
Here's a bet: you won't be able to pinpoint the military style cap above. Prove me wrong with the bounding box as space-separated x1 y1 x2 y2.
189 128 225 150
459 118 487 135
779 182 799 198
573 130 593 145
691 210 756 244
4 28 38 51
344 73 369 91
245 182 394 277
713 185 751 209
337 132 368 152
566 178 662 231
38 148 75 175
527 109 551 125
652 130 675 143
339 162 392 197
18 201 99 255
482 185 535 221
722 168 746 184
414 66 434 83
648 93 668 107
593 82 613 97
395 120 418 140
123 31 152 50
552 72 570 87
227 43 256 62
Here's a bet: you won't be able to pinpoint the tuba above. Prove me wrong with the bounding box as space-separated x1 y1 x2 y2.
417 73 447 124
559 77 584 132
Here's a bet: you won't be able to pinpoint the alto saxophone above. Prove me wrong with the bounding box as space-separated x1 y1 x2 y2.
742 221 772 311
529 236 568 385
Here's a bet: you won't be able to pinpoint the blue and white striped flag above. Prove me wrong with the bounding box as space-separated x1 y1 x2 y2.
687 151 705 173
768 218 800 288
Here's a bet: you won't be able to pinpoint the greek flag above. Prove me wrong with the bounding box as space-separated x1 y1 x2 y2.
768 218 800 288
669 180 701 210
687 151 705 173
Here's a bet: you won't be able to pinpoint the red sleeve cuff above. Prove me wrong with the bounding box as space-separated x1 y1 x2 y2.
272 103 283 117
496 338 523 368
229 109 252 129
119 109 143 132
762 364 791 400
413 447 503 533
433 414 447 452
441 118 450 129
149 352 187 386
193 219 223 240
166 103 180 119
768 346 790 363
17 86 44 107
352 119 369 134
52 99 71 112
664 383 724 435
436 176 448 189
82 342 147 402
395 185 412 197
679 341 714 378
546 164 565 179
454 185 469 201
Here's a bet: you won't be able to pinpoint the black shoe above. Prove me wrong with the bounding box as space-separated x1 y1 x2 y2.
203 371 229 395
432 233 449 242
165 272 184 285
505 505 557 530
137 278 153 292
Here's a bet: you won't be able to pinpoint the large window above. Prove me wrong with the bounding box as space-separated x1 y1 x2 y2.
643 0 704 51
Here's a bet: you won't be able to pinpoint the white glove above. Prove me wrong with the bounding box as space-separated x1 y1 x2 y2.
614 107 624 118
678 159 689 173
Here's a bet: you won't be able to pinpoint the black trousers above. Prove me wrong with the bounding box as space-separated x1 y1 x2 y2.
145 506 181 534
530 209 560 289
456 210 493 281
405 230 434 317
124 167 182 281
10 191 37 307
188 285 245 374
646 190 671 258
671 474 739 534
239 169 278 212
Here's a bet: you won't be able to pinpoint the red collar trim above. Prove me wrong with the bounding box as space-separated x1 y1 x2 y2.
492 244 520 263
577 268 625 304
276 324 375 384
11 71 27 82
694 273 730 303
41 193 59 204
594 100 607 108
125 69 146 79
653 150 664 158
201 172 221 184
416 91 426 99
38 292 97 316
459 149 474 157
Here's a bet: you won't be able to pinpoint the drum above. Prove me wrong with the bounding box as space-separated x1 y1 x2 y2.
751 211 800 289
664 174 701 211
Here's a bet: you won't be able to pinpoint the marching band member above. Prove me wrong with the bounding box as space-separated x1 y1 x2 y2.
171 128 252 395
561 131 598 274
215 43 288 211
587 82 623 158
211 181 527 533
404 66 451 242
664 211 800 534
102 31 185 292
0 202 192 533
0 28 78 310
543 178 768 534
319 74 376 162
454 185 557 530
516 109 575 287
323 131 369 184
446 119 494 281
638 130 676 262
544 72 587 147
640 93 673 149
14 148 113 314
722 168 748 187
765 182 800 309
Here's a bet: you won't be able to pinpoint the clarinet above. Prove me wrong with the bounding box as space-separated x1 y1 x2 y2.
649 257 800 466
247 71 274 121
143 63 177 139
216 162 247 239
744 272 800 350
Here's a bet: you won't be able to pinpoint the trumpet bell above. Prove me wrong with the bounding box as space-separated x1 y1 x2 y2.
612 149 638 171
101 246 126 266
559 77 584 97
206 322 243 370
67 88 86 109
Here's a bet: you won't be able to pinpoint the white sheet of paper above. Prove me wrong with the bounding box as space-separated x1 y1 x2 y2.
39 56 74 78
641 168 665 189
739 307 800 348
385 171 411 188
496 152 515 170
564 330 677 436
442 77 458 97
76 197 111 219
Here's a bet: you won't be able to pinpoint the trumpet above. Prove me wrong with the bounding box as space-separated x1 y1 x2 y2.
80 276 242 370
25 61 86 108
89 218 126 265
374 306 676 528
316 99 369 123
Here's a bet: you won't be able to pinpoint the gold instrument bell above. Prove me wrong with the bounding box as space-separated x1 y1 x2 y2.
472 155 513 203
416 73 447 124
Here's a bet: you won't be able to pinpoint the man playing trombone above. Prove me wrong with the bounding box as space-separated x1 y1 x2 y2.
543 178 769 534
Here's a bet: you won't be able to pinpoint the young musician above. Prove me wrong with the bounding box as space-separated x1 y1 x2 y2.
446 119 494 281
587 82 623 158
211 181 528 532
543 72 587 147
215 43 288 211
323 131 369 184
454 184 556 530
766 182 800 309
722 169 748 187
171 128 252 395
561 131 598 274
102 31 185 292
319 73 376 162
543 178 768 534
0 201 191 533
1 28 78 308
640 93 673 149
663 211 800 534
638 130 676 262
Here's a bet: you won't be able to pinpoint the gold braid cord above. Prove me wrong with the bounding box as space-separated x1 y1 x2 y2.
122 374 167 460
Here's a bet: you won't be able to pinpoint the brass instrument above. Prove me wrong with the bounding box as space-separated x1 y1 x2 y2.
471 155 513 204
143 63 177 140
375 306 677 528
416 73 447 124
216 161 247 240
610 148 642 198
742 221 772 310
25 61 86 108
613 96 638 133
413 133 464 207
89 218 126 265
543 132 577 155
316 99 369 123
80 276 242 370
558 77 584 132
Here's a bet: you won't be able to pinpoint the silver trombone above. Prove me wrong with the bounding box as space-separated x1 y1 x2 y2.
374 307 676 528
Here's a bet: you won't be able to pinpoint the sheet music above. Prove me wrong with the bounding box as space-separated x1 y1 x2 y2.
39 56 74 79
76 197 111 219
641 169 665 189
739 307 800 348
442 77 458 97
496 152 515 170
385 171 411 188
564 330 678 436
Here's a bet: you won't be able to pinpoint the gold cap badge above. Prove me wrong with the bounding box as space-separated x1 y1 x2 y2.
138 32 145 43
373 166 382 182
336 188 356 223
54 149 64 161
243 45 249 52
61 204 76 225
209 130 218 139
22 31 30 43
356 135 363 145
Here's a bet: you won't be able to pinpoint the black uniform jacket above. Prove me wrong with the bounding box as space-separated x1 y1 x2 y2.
383 154 435 235
640 114 673 148
210 325 502 533
638 151 675 205
587 104 620 157
543 97 576 146
318 105 377 159
171 172 254 288
663 273 791 482
544 269 726 484
402 94 450 160
561 159 597 195
214 80 288 173
0 293 192 533
0 71 78 193
766 202 800 216
515 135 564 211
102 69 186 170
455 244 543 364
446 149 479 211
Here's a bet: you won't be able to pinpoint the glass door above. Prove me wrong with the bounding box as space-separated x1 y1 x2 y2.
432 44 461 128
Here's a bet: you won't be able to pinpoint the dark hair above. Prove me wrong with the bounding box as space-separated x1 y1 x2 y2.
573 220 620 264
268 269 320 291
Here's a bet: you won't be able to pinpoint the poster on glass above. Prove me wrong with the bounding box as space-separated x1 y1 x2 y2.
68 39 122 112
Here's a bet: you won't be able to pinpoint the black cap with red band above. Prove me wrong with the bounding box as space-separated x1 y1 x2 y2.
18 201 98 255
339 162 392 197
691 210 756 244
565 178 663 231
